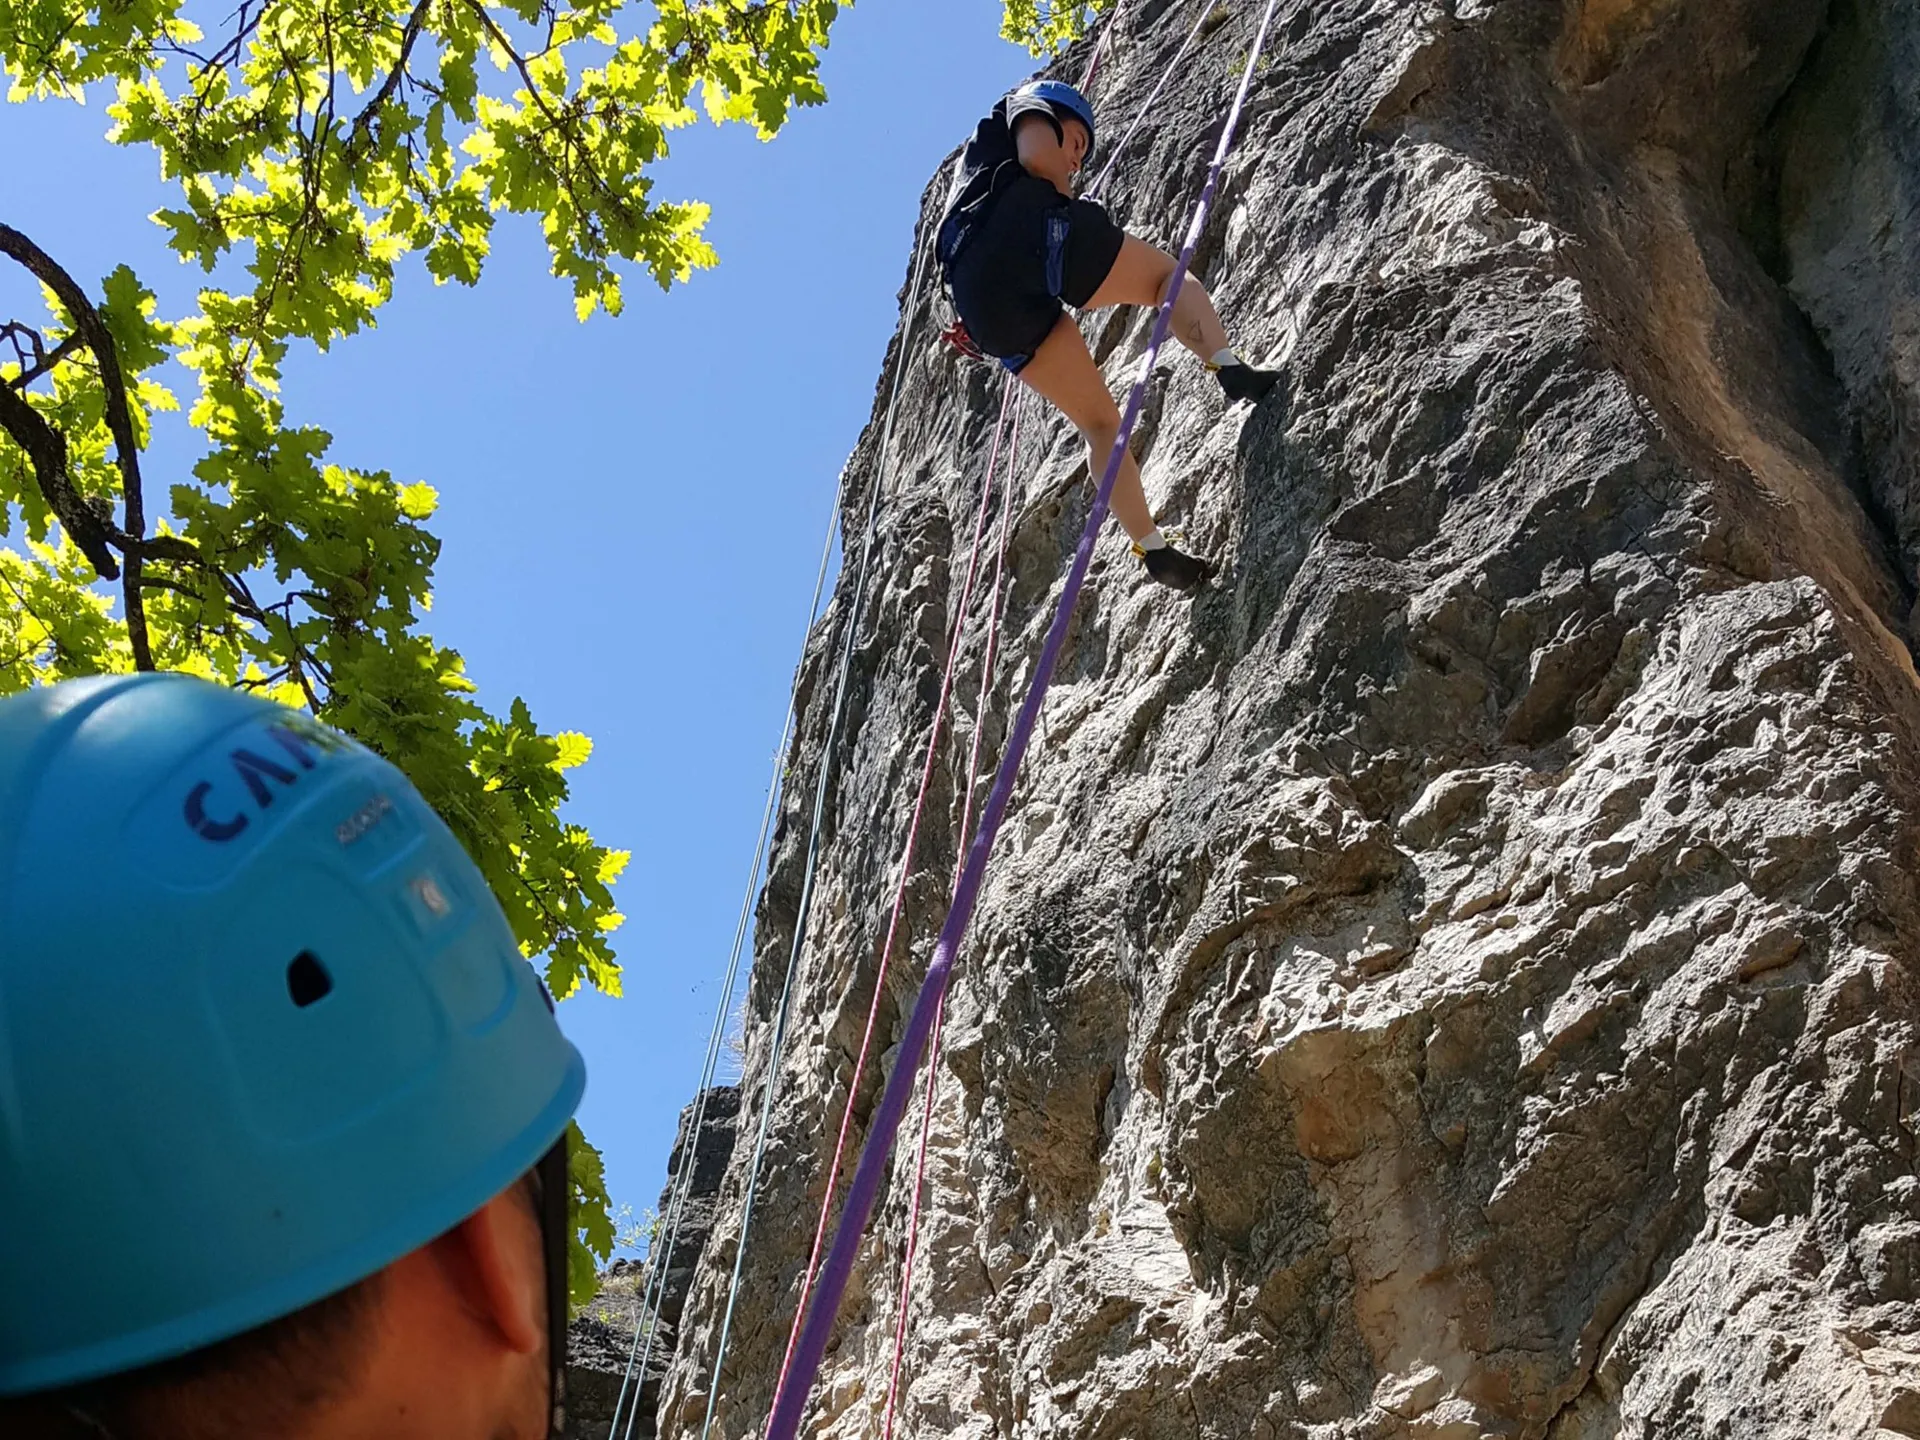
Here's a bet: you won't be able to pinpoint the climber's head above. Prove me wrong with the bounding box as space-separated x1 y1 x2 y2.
1009 78 1096 179
0 674 585 1440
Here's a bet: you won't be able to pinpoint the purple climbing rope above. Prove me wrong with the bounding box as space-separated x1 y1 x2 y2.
763 3 1284 1436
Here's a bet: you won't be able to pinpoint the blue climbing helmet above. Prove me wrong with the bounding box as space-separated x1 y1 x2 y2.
0 673 587 1396
1008 78 1097 163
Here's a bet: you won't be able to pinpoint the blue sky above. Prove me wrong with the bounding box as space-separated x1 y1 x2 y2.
4 4 1038 1244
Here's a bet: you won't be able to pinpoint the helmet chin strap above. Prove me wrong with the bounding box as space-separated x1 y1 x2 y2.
528 974 571 1440
536 1135 572 1440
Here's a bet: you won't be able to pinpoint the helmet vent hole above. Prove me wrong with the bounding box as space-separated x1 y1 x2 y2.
286 951 334 1008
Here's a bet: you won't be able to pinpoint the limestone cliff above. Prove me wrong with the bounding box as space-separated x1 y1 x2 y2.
655 1 1920 1435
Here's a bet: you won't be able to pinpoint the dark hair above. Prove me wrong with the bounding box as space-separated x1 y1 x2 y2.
0 1273 385 1440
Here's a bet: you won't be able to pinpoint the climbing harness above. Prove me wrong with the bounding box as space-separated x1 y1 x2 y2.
602 500 843 1440
940 311 986 361
765 5 1284 1438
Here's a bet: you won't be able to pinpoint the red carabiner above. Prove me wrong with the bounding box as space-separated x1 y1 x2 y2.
941 317 984 361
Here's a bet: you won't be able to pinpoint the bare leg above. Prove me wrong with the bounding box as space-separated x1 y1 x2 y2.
1086 234 1230 362
1015 312 1156 541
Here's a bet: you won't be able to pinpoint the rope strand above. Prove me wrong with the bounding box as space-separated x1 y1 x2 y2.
862 5 1223 1422
880 400 1024 1440
1088 0 1220 199
694 224 939 1440
764 8 1285 1437
603 488 843 1440
771 382 1020 1400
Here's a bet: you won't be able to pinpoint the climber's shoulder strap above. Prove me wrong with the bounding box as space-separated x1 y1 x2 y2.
937 99 1022 273
937 160 1022 265
934 98 1022 364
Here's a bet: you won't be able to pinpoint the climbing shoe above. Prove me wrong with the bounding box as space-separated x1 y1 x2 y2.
1138 542 1214 592
1212 361 1281 404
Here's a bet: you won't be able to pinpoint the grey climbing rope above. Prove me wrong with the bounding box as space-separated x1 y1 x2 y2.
693 223 942 1440
602 499 843 1440
1089 0 1221 197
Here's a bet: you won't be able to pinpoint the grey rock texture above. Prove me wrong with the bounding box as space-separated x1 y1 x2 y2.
565 1290 657 1440
649 1086 744 1335
661 1 1920 1437
1759 0 1920 620
566 1086 739 1440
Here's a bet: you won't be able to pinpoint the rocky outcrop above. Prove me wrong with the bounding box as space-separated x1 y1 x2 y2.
646 1087 743 1336
566 1087 739 1440
1757 0 1920 618
660 2 1920 1437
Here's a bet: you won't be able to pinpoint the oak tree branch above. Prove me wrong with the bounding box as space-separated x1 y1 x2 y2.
0 221 159 666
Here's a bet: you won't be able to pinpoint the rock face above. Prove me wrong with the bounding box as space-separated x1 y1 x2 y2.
566 1087 740 1440
660 2 1920 1436
647 1086 744 1335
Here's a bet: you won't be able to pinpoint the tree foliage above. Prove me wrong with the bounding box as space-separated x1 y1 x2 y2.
1000 0 1114 56
0 0 840 1304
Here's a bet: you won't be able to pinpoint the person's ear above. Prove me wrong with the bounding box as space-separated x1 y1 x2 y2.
431 1189 545 1356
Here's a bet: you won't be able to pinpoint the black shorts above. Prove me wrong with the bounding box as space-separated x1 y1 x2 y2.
948 174 1126 373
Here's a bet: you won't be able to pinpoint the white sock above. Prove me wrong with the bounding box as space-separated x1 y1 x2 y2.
1138 528 1169 551
1207 346 1243 371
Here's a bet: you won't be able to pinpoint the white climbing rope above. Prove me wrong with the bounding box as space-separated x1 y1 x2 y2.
1088 0 1222 198
627 6 1247 1430
603 499 843 1440
692 223 943 1440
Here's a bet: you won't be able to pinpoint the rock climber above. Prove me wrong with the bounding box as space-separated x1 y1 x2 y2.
0 674 585 1440
939 78 1280 592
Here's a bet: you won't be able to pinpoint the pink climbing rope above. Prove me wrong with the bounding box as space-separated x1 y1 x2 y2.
880 400 1023 1440
772 383 1021 1398
773 0 1129 1372
1077 0 1129 94
877 6 1203 1424
765 4 1284 1437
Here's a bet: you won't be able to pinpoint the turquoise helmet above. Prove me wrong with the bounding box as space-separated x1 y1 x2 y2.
0 674 587 1395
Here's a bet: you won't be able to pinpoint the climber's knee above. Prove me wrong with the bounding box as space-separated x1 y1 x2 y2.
1080 413 1123 455
1087 235 1177 310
